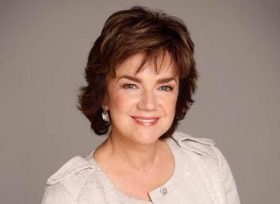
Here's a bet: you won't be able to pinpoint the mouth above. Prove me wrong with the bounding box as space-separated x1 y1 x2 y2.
131 116 160 127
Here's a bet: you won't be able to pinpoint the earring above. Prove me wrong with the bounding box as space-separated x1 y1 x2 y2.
102 109 110 123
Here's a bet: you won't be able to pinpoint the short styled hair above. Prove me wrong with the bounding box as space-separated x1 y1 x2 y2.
78 6 198 138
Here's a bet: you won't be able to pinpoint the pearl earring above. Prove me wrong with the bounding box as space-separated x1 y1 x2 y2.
101 107 110 123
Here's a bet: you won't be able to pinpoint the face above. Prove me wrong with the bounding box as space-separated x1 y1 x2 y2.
103 52 179 145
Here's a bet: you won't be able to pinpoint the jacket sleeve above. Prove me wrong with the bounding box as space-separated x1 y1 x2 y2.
213 146 241 204
41 183 76 204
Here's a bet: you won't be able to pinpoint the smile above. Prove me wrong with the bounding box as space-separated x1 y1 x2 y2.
131 116 159 126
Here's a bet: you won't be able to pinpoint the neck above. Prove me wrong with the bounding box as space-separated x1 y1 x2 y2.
104 132 162 171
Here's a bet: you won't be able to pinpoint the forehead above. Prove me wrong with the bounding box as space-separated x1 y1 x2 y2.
114 51 178 77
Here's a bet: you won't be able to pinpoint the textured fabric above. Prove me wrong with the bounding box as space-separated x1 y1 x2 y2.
41 132 241 204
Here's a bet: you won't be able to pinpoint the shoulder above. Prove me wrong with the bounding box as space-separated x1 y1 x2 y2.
41 153 96 204
170 132 241 203
169 131 225 166
169 132 240 202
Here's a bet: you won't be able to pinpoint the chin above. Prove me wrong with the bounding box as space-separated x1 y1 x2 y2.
131 129 167 145
111 119 172 145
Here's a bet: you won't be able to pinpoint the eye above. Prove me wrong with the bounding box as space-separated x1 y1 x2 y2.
159 85 174 92
121 83 138 89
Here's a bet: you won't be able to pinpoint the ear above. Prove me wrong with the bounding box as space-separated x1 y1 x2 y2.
102 105 109 111
102 92 109 111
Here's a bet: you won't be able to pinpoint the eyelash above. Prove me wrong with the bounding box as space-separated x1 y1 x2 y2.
121 84 174 92
122 84 138 89
159 85 174 92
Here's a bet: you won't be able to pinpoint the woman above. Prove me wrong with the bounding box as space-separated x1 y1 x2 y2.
41 6 240 204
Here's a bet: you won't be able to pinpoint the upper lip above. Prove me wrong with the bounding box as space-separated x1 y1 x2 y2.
131 116 159 120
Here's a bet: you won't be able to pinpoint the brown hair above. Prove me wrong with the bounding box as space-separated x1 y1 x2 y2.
78 6 198 138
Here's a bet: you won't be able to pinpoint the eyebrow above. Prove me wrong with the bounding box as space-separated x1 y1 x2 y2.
117 75 177 84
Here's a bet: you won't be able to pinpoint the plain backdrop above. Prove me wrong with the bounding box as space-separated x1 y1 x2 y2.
0 0 279 203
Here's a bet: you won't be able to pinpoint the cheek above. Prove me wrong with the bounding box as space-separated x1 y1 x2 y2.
165 98 177 116
158 92 178 113
108 90 137 112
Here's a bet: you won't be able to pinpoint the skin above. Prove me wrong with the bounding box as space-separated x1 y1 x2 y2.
93 52 179 201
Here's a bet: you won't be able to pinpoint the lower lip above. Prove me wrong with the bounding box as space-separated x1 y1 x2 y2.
132 117 159 127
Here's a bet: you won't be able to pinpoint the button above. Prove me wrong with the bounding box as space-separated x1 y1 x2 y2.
160 187 168 195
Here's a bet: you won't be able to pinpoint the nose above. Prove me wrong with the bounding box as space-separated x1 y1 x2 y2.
137 90 158 111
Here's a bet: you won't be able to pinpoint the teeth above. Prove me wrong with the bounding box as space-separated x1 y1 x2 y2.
134 118 157 123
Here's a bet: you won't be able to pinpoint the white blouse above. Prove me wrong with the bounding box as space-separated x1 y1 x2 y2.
41 132 241 204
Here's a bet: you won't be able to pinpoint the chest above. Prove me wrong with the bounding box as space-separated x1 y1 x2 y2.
105 159 174 201
78 157 227 204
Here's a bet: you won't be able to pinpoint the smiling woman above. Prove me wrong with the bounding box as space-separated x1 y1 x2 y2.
103 52 178 145
41 6 240 204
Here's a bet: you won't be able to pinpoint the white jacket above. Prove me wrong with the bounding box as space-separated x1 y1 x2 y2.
41 132 241 204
